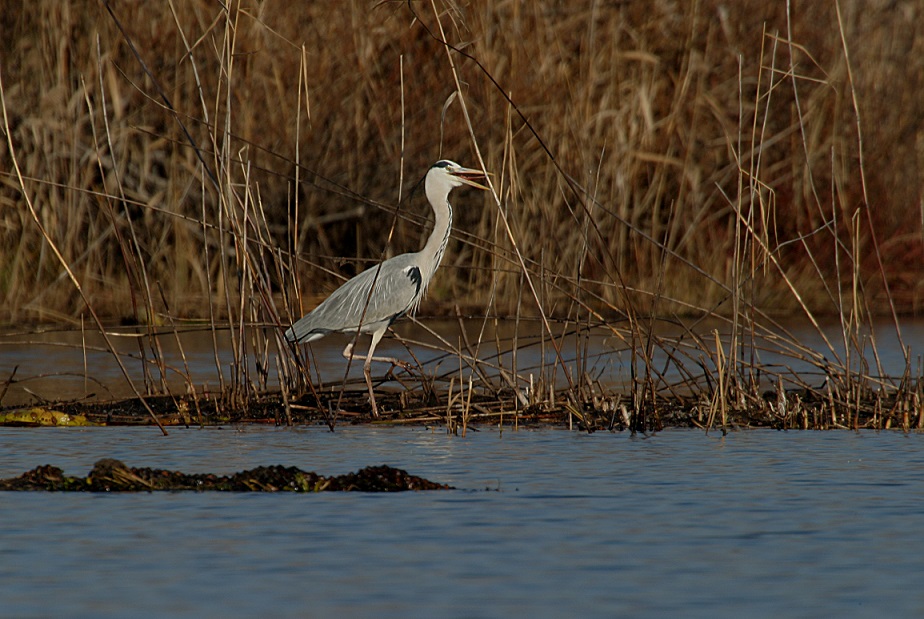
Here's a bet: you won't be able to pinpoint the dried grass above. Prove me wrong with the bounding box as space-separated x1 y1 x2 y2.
0 1 922 430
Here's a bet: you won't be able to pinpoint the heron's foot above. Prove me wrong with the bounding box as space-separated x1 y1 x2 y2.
389 359 413 372
342 343 412 373
382 363 409 383
367 355 412 374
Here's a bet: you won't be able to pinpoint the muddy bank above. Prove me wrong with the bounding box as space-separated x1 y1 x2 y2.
1 385 920 432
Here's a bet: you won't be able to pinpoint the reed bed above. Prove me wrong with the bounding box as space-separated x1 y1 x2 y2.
0 1 922 432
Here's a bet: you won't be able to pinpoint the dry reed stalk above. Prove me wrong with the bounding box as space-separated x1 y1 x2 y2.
705 329 728 434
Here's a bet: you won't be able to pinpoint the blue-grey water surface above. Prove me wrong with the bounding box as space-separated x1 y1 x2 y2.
1 426 923 618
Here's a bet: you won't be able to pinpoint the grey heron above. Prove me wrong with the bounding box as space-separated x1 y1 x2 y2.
285 160 488 416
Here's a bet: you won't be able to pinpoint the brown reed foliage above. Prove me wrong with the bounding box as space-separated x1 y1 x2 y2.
1 0 921 325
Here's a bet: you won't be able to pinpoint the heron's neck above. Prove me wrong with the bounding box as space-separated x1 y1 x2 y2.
420 188 453 282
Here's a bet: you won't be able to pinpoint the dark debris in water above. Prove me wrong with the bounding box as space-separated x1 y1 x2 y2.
0 459 453 492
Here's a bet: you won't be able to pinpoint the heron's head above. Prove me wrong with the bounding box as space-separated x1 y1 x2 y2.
428 160 489 193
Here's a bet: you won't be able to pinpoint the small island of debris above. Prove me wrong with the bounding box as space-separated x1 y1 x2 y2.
0 459 452 492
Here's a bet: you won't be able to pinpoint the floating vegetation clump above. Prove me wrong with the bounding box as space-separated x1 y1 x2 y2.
0 459 452 492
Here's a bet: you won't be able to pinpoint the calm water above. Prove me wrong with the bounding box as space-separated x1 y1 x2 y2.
1 426 923 618
2 318 921 406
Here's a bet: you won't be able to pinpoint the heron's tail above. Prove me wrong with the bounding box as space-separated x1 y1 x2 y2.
284 318 327 344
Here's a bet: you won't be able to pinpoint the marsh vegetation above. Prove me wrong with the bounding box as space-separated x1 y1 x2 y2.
1 1 922 432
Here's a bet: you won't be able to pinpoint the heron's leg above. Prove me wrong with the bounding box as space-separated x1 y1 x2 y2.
338 331 385 417
363 329 387 418
342 331 413 418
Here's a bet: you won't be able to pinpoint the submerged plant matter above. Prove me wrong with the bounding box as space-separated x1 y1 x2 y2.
0 2 921 432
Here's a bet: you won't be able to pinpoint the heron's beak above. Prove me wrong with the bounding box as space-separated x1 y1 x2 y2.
451 166 490 191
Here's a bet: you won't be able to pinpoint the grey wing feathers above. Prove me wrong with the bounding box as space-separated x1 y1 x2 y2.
285 254 423 343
